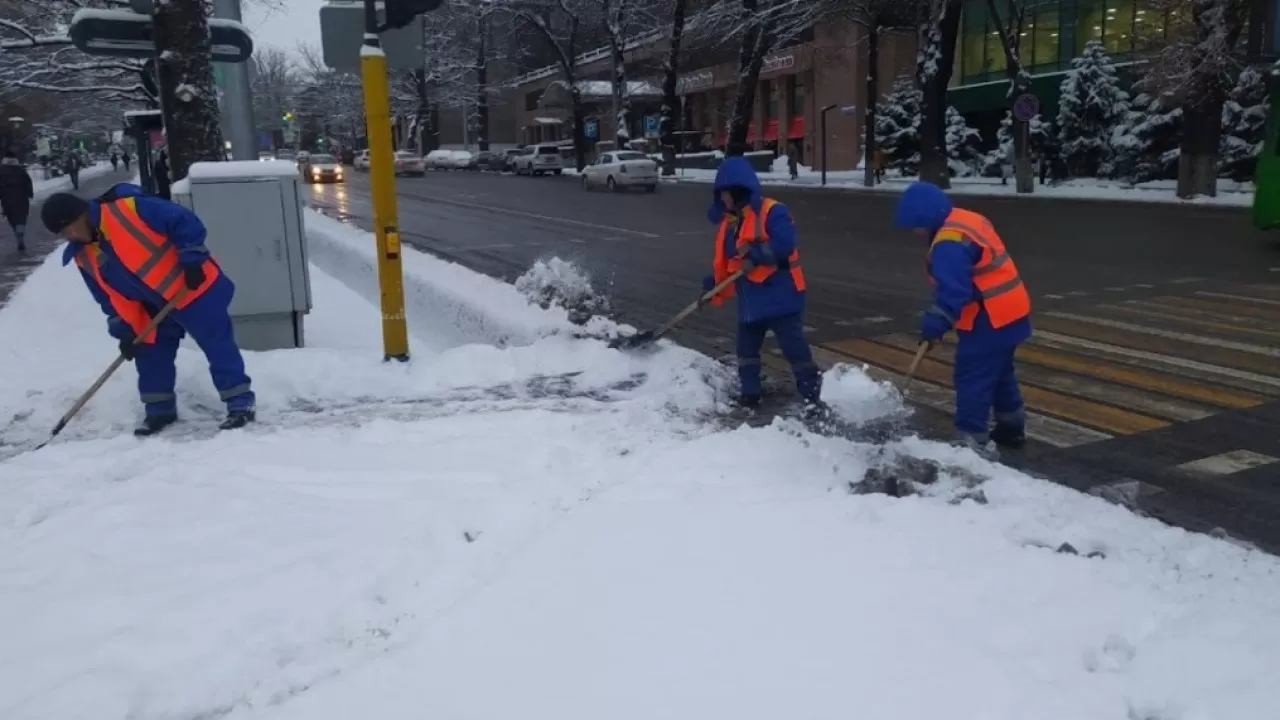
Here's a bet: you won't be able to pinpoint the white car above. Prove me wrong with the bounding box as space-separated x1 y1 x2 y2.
513 144 564 176
301 153 344 184
581 151 658 192
393 150 425 176
354 150 370 170
424 149 455 170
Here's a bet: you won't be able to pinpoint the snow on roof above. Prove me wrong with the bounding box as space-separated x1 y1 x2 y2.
122 110 161 118
554 80 662 99
187 160 300 182
208 18 251 36
70 8 149 25
534 117 563 125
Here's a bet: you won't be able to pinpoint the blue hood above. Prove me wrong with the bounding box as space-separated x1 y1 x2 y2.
894 181 953 233
708 156 763 224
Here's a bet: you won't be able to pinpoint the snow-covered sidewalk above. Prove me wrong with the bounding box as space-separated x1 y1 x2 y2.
30 161 116 199
1 216 1278 720
644 156 1255 206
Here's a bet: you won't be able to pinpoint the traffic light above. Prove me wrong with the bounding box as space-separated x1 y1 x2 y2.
383 0 444 31
283 111 294 122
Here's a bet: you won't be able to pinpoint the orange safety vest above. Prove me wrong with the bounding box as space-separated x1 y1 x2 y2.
928 208 1031 330
710 197 805 306
74 196 220 342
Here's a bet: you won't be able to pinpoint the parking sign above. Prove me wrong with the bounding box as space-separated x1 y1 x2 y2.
585 119 598 139
643 115 660 137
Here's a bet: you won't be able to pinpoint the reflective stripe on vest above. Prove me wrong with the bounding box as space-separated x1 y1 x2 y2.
97 197 219 309
74 244 157 343
710 197 806 306
929 208 1031 331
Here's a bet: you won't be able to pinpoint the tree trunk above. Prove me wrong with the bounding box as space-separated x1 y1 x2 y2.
152 0 225 182
862 24 879 188
413 69 428 153
727 11 773 155
476 17 490 152
572 91 587 171
1178 100 1222 198
916 0 962 188
611 36 630 144
659 0 688 176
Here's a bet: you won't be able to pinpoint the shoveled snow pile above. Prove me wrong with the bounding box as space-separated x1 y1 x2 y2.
2 236 1279 720
514 257 612 325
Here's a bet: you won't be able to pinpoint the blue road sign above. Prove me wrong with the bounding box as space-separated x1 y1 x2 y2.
643 115 660 136
584 119 599 139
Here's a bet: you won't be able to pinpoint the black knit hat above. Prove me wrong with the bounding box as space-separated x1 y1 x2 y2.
40 192 90 234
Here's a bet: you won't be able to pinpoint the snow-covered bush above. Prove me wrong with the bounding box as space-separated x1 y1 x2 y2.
874 77 923 174
1110 91 1182 183
1220 64 1271 181
981 111 1049 178
945 107 982 177
1057 40 1129 178
514 258 611 325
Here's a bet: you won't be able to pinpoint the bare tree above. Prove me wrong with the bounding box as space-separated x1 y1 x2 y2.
250 46 298 140
1 1 149 103
984 0 1034 193
296 43 365 148
151 0 224 180
1141 0 1250 198
658 0 688 175
915 0 962 186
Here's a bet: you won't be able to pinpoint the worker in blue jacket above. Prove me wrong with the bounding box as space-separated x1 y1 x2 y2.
41 185 255 436
703 156 821 410
894 181 1033 452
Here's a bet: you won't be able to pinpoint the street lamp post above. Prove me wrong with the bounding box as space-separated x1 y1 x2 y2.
820 104 837 187
8 117 24 160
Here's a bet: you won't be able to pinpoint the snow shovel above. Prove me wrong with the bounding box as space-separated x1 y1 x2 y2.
900 341 931 395
34 292 186 452
610 269 746 350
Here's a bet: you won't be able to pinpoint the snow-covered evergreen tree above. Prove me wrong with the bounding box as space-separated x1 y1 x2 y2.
1110 91 1182 183
981 111 1048 178
945 106 982 176
1056 40 1129 178
874 78 923 174
1220 64 1271 181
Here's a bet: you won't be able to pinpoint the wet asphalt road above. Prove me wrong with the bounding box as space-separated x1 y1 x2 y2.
308 168 1280 552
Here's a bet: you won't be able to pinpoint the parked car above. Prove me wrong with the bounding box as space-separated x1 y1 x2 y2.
475 151 508 171
501 148 524 171
513 144 564 176
300 153 345 184
275 150 296 163
354 149 371 171
393 150 425 176
257 150 274 162
581 150 658 193
450 150 477 170
424 149 454 170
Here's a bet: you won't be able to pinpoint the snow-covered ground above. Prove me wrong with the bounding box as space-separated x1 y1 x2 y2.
629 156 1255 206
30 162 115 199
2 216 1279 720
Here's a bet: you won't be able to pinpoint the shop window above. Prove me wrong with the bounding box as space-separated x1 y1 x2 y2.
525 89 542 111
961 23 987 80
1030 9 1060 67
985 27 1008 75
789 77 805 117
762 80 778 120
1077 0 1105 51
1105 0 1137 55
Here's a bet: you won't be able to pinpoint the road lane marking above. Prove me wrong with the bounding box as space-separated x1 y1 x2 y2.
1031 331 1280 391
1043 311 1280 358
1044 294 1065 299
1094 303 1280 340
1171 277 1203 284
1152 294 1280 321
1178 450 1278 476
807 346 1110 448
1195 290 1280 307
874 333 1229 421
1134 284 1155 289
823 338 1169 435
402 193 660 238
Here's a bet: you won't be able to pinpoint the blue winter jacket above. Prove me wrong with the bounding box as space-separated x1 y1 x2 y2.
894 182 1031 352
705 157 804 324
62 183 227 338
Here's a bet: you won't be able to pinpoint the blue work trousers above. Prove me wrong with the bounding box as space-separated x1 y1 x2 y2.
953 343 1025 442
736 312 821 402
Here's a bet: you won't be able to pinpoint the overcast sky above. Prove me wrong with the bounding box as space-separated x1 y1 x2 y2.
244 0 327 56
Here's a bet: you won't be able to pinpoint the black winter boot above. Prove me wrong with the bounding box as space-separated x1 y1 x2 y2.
134 414 178 437
989 423 1027 450
738 393 762 409
219 409 256 431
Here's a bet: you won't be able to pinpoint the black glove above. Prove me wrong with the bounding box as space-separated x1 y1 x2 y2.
118 335 137 361
184 264 206 290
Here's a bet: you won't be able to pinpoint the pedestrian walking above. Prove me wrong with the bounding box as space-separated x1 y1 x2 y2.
0 150 33 252
894 181 1032 456
153 150 171 200
64 152 81 190
787 147 799 181
110 151 119 171
703 156 822 413
872 148 887 184
121 150 131 171
40 185 256 435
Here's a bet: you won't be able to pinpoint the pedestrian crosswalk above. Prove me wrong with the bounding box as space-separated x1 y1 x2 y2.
803 285 1280 449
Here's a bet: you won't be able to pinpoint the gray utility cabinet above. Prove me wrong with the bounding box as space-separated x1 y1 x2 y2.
174 160 312 351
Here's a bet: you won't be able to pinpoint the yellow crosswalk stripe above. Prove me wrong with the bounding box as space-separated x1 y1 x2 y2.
822 338 1170 435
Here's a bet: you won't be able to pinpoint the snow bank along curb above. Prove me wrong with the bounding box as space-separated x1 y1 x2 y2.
304 209 573 348
31 162 114 200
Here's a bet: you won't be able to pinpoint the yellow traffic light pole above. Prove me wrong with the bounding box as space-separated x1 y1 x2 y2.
360 0 409 361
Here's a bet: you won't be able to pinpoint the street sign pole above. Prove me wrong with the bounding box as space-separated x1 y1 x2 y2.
820 104 837 187
212 0 256 161
361 0 409 361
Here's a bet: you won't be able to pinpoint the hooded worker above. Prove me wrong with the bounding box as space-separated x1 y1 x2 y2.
894 181 1032 452
702 156 821 410
41 185 255 435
